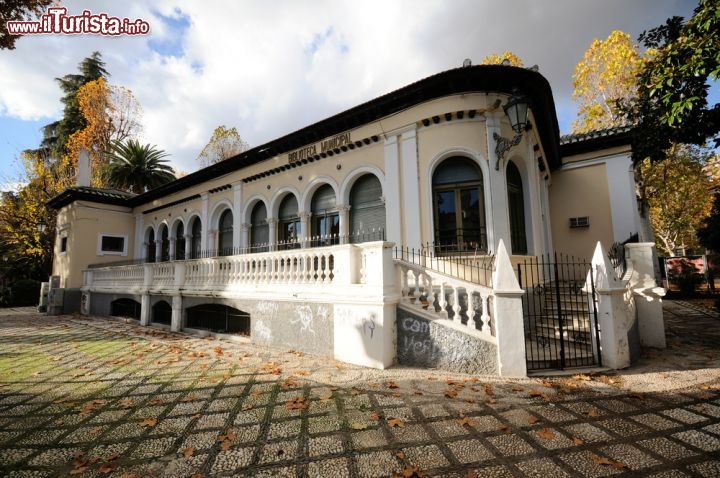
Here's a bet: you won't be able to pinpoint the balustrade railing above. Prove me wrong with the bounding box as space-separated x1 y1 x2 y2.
394 244 496 340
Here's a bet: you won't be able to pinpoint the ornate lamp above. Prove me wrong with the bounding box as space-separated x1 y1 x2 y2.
37 219 47 233
493 90 530 170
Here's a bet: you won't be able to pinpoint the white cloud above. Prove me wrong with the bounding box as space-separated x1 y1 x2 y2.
0 0 697 176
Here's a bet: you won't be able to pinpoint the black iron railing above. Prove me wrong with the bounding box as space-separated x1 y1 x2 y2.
393 242 494 285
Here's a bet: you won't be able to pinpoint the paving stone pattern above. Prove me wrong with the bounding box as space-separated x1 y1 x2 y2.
0 303 719 477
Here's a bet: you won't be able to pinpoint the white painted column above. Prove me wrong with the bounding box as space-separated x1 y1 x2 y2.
200 192 209 252
168 238 176 260
338 205 350 243
241 223 250 251
183 234 192 259
154 239 162 262
486 112 511 254
233 182 243 250
134 214 144 259
299 213 311 247
524 140 543 256
492 240 527 377
383 135 402 246
267 218 278 251
626 243 666 348
591 242 632 369
140 293 151 326
171 294 182 332
401 128 422 251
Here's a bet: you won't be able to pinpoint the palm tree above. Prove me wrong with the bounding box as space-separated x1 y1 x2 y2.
105 139 175 193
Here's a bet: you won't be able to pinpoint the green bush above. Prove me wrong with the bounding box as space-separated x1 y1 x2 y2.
8 279 41 306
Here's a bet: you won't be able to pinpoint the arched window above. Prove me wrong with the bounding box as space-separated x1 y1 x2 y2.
278 195 300 250
218 209 233 256
159 224 170 262
432 157 487 253
311 184 339 246
506 161 527 254
250 202 268 252
350 174 385 243
146 228 156 262
190 217 202 259
175 222 185 260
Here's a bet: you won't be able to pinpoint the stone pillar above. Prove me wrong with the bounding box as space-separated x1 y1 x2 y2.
140 293 151 326
383 135 402 246
183 234 192 259
492 239 527 377
591 242 632 369
299 213 311 247
154 240 162 263
241 223 250 252
171 294 182 332
401 129 421 251
233 182 243 251
626 243 666 348
168 238 176 261
267 218 278 251
200 192 209 251
338 205 351 243
80 291 90 315
134 214 144 259
485 112 511 254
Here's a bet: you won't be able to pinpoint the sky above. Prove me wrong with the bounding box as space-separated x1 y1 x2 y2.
0 0 707 190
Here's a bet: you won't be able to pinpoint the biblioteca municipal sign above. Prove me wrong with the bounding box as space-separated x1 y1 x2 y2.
287 132 352 164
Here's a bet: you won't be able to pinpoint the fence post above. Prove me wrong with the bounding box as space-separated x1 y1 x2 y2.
591 242 632 369
625 243 666 348
492 239 527 377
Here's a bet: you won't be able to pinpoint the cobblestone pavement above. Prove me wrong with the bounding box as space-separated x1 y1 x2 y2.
0 302 719 478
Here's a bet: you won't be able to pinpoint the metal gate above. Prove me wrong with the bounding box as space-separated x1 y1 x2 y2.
518 253 601 371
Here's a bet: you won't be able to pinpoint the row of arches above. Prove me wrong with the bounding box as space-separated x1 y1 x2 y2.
144 173 386 261
142 155 528 261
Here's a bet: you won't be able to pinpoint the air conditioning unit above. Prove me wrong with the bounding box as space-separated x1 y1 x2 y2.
569 216 590 228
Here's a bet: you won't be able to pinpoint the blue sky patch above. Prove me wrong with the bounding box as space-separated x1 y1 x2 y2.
148 8 191 58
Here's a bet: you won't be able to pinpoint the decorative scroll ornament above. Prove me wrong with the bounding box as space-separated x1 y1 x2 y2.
493 132 522 170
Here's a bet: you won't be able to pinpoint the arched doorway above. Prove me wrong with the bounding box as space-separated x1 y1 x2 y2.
278 194 300 249
146 228 156 262
349 174 385 243
159 225 170 262
250 202 269 252
507 161 527 254
311 184 339 246
218 209 233 256
175 222 185 260
190 217 202 259
432 157 487 253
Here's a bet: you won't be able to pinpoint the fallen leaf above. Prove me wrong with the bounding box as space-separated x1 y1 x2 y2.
464 471 478 478
370 411 383 421
118 398 133 409
182 394 197 402
392 464 424 478
293 370 310 376
190 474 204 478
350 388 361 396
139 418 157 427
387 381 399 389
117 474 140 478
591 454 619 467
528 389 544 397
395 451 406 460
191 413 203 420
387 417 405 428
69 468 88 475
497 423 510 433
537 427 556 440
528 415 540 424
585 409 600 418
182 447 195 458
573 437 585 445
458 416 476 427
241 404 253 411
572 374 592 381
219 440 232 450
444 388 458 398
213 346 224 355
98 462 118 474
350 422 368 430
318 392 334 401
285 396 308 410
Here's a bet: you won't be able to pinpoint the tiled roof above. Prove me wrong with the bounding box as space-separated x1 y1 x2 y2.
46 186 136 210
560 125 633 145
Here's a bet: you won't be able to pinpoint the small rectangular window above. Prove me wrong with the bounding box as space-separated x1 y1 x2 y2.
97 234 128 256
60 236 68 253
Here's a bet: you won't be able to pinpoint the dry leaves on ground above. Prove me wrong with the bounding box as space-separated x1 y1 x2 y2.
350 422 368 430
458 415 476 427
139 418 157 427
392 464 424 477
591 454 627 470
527 415 540 424
78 399 106 415
285 396 308 410
182 447 195 458
387 417 405 428
537 427 556 440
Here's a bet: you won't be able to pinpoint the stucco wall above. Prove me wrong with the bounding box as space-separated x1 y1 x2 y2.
396 307 498 374
550 162 613 260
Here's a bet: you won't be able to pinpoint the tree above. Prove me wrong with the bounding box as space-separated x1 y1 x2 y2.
37 51 109 161
627 0 720 164
571 30 645 133
0 0 52 49
65 78 143 187
480 51 524 67
105 140 175 194
641 144 714 255
697 191 720 253
196 125 249 167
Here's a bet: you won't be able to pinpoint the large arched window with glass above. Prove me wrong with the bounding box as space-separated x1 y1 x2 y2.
159 224 170 261
174 222 185 260
432 156 487 253
278 195 300 250
218 209 233 256
190 217 202 259
506 160 527 255
146 228 156 262
311 184 339 247
250 202 269 252
350 174 385 243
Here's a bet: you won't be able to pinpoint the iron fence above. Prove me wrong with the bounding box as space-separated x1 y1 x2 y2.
393 242 494 285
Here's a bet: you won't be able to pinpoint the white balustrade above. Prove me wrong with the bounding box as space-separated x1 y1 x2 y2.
395 260 495 340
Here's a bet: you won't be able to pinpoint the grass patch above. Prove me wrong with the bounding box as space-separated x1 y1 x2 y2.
0 349 54 382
